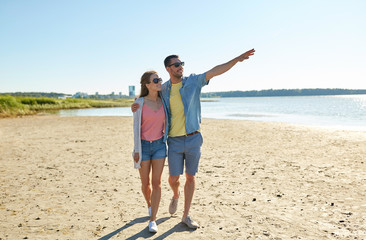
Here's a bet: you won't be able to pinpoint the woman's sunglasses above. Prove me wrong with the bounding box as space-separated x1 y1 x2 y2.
168 62 185 68
152 78 162 84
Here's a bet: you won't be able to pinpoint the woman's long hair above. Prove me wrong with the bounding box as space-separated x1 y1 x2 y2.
139 70 157 98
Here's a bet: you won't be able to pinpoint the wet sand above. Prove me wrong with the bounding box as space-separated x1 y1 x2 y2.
0 116 365 239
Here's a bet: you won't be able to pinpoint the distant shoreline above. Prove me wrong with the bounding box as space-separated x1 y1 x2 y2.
0 95 133 118
201 88 366 98
2 89 366 118
2 88 366 99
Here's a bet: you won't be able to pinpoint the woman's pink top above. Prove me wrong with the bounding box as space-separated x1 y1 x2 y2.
141 103 165 141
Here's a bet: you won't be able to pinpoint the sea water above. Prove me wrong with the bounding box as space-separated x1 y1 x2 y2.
57 95 366 131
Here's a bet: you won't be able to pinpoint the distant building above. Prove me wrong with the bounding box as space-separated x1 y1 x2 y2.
72 92 88 98
129 86 135 97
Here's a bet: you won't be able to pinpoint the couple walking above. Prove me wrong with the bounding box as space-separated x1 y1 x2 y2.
132 49 255 232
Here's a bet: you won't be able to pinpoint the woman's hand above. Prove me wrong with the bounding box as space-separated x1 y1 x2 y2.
134 152 139 162
131 103 140 113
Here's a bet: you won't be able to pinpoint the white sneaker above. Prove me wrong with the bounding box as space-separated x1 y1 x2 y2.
169 197 179 215
148 221 158 233
182 216 199 229
148 207 151 217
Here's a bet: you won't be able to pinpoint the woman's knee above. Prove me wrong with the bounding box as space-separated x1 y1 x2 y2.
151 179 161 190
141 181 150 191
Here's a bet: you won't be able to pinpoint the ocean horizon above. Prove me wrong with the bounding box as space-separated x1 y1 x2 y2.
56 95 366 131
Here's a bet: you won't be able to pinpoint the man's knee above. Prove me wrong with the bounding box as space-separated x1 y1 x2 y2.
169 175 180 184
185 173 195 184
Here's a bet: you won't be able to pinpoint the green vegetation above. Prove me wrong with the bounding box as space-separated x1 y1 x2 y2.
0 92 68 98
0 96 134 118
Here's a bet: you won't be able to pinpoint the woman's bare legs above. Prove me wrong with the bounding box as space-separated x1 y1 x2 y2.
150 158 165 221
139 158 165 221
139 160 152 209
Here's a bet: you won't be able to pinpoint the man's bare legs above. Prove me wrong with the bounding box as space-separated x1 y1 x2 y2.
168 175 180 199
183 173 195 219
168 173 195 218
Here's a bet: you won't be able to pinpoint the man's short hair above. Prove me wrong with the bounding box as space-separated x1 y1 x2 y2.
164 55 179 67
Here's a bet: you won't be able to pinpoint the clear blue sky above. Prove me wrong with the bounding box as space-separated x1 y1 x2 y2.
1 0 366 95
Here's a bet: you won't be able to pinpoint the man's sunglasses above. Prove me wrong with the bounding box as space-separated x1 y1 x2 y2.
168 62 185 68
152 78 162 84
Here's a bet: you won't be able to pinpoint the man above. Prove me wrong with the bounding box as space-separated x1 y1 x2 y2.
132 49 255 228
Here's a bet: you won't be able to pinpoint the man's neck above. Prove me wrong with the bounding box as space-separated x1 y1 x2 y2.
170 76 182 84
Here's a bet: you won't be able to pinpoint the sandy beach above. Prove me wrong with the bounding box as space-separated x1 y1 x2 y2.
0 116 365 240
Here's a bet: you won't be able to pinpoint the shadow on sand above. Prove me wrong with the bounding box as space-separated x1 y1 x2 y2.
98 216 196 240
152 222 196 240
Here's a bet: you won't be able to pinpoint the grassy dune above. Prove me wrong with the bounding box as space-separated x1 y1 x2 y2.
0 96 134 118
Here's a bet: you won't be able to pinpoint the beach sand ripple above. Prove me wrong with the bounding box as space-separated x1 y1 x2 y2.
1 116 365 239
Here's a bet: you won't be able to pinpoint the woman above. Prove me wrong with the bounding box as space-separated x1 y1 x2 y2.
132 70 168 233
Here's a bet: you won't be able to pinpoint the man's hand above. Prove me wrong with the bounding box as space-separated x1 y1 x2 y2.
133 152 139 162
236 48 255 62
131 103 140 113
206 48 256 81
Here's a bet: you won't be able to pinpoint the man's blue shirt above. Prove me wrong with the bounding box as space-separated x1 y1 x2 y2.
161 73 208 135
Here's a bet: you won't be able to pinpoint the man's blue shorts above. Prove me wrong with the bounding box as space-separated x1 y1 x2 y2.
167 132 203 176
141 137 167 161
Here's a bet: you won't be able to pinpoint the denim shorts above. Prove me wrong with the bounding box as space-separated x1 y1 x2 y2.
167 132 203 176
141 137 167 161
